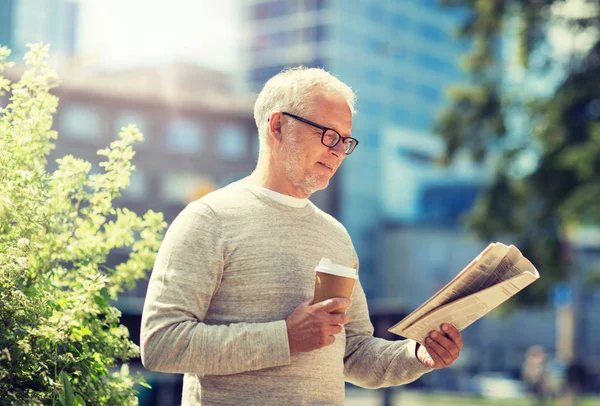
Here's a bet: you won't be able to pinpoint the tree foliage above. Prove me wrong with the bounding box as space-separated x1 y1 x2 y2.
0 44 166 405
436 0 600 306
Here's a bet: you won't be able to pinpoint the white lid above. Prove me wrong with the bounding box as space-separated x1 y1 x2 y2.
315 258 357 279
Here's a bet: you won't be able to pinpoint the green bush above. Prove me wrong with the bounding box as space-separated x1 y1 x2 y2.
0 43 166 405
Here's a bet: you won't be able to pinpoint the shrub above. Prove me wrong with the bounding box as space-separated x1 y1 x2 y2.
0 43 166 405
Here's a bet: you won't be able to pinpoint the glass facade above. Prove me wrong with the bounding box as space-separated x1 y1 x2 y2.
122 168 148 200
60 105 101 140
6 0 79 60
244 0 478 297
0 0 14 49
164 118 205 155
115 110 151 142
161 172 214 205
216 124 248 161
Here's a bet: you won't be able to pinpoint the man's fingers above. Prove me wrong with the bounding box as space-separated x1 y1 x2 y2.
313 297 352 313
328 313 350 325
441 323 463 350
424 337 450 367
303 296 315 306
430 331 460 359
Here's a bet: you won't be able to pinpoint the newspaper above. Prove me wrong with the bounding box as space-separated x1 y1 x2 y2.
388 242 540 344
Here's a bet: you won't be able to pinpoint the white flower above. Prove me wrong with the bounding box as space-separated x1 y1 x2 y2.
16 257 28 268
17 238 30 248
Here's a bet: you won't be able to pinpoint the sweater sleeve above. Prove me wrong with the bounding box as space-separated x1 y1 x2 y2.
140 201 291 376
343 278 432 388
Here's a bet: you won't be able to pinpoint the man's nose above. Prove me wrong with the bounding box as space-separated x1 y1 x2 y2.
330 141 346 158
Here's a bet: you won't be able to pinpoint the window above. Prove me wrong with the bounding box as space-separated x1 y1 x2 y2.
217 124 247 160
0 1 14 49
419 184 480 225
164 118 204 154
397 147 435 165
365 67 382 84
359 99 382 117
390 105 409 125
251 31 294 51
416 53 459 76
393 77 408 91
392 13 410 29
60 105 101 140
410 111 433 131
306 58 325 68
417 23 446 43
251 65 286 88
161 172 215 205
115 111 150 141
65 1 79 56
122 168 147 200
252 0 291 20
417 84 441 104
304 25 329 42
305 0 328 11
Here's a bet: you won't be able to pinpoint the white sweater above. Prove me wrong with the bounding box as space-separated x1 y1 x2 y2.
140 179 430 405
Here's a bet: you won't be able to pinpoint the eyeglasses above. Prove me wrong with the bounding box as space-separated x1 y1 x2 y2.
280 112 359 155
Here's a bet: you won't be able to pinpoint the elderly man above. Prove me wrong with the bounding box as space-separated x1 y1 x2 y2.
140 67 463 405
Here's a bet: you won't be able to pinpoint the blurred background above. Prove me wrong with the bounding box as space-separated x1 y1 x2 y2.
1 0 600 404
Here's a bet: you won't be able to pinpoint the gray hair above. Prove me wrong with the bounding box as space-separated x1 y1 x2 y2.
253 66 357 148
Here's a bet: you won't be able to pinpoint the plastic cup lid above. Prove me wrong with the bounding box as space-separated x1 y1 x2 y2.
315 258 357 279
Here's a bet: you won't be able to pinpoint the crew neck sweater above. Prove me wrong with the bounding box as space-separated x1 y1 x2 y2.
140 178 431 405
254 184 309 208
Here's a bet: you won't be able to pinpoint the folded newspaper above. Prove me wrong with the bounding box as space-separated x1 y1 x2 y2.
388 242 540 344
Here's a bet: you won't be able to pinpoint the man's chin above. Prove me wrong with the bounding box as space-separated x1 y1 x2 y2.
311 177 330 193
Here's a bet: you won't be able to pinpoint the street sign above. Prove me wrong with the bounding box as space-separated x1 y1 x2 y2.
552 283 573 308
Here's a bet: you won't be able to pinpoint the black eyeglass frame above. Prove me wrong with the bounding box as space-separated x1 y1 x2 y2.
278 111 359 155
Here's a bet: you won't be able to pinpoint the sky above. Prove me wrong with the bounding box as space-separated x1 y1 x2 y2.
78 0 242 73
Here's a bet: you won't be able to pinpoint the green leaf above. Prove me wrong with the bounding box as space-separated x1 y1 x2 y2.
58 371 75 406
138 381 152 389
73 394 86 406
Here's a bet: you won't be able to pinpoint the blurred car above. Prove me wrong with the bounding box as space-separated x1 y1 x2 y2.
469 372 528 399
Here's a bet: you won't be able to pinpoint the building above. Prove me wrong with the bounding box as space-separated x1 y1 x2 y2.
0 0 79 62
242 0 485 297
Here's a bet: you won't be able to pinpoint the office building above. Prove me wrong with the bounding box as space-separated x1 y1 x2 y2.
242 0 486 297
0 0 79 61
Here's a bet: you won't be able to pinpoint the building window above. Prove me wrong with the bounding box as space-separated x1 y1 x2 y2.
217 124 247 161
416 53 459 77
60 105 101 140
390 106 409 125
250 65 286 88
365 67 382 84
252 0 291 20
410 111 433 131
417 23 446 43
122 168 147 200
417 84 441 104
164 118 205 154
392 13 410 29
360 99 382 117
115 111 150 141
306 0 328 10
251 31 295 51
161 172 215 205
304 25 329 42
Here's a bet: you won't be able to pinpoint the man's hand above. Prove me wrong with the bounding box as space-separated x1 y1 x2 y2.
285 297 351 355
416 323 463 369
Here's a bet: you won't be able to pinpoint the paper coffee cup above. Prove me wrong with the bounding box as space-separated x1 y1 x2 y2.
313 258 357 313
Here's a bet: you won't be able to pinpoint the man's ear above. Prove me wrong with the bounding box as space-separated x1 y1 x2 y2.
268 112 283 142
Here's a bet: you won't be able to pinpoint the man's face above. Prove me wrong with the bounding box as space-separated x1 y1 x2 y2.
277 92 353 197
